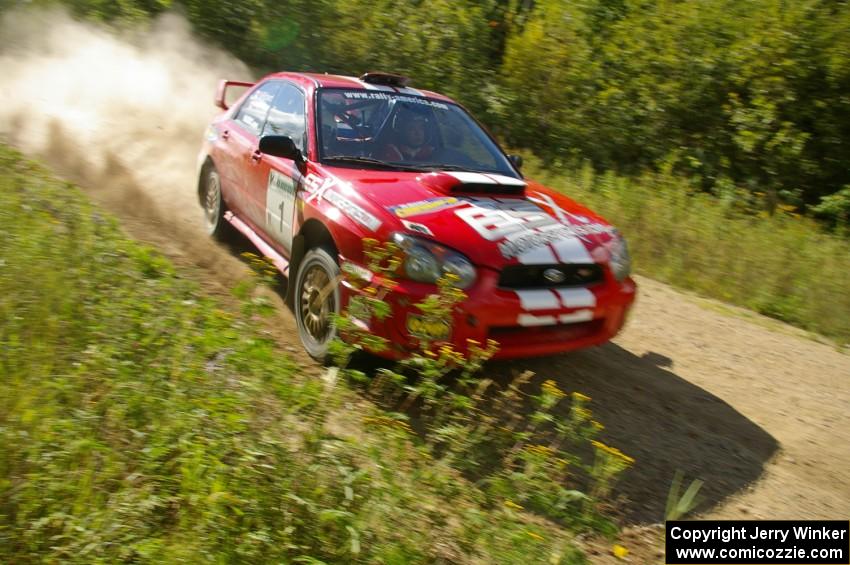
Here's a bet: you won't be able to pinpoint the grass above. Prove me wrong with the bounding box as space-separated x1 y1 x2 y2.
0 144 593 563
525 159 850 346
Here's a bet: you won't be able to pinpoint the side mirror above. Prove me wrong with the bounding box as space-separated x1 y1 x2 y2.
259 135 305 170
508 154 523 170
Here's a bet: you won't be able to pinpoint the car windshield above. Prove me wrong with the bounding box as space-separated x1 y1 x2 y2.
317 88 519 177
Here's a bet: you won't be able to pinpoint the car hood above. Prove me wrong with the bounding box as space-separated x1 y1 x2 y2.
316 165 618 269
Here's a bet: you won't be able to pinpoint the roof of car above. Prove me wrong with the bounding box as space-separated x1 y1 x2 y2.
264 72 454 102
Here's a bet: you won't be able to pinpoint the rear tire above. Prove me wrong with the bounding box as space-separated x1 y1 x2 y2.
201 166 232 240
294 246 341 362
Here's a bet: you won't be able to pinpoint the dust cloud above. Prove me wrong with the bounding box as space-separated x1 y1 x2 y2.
0 7 255 273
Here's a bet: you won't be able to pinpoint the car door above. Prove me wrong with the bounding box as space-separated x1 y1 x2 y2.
246 82 308 254
218 81 280 220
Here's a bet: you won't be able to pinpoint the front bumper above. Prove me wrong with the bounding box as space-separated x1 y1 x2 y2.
341 264 636 360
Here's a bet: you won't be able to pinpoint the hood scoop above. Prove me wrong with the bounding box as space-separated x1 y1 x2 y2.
417 171 526 196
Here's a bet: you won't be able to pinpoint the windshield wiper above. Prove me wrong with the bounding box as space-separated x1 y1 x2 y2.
322 156 424 172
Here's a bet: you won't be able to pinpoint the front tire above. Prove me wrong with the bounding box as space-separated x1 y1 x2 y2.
294 247 341 361
201 166 232 240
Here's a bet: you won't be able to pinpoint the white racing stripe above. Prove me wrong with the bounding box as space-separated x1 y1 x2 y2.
516 242 558 264
518 314 557 327
515 289 560 310
447 172 527 187
447 171 496 184
352 78 394 92
396 86 425 96
555 288 596 309
559 310 594 324
551 235 593 263
517 310 594 326
485 173 527 187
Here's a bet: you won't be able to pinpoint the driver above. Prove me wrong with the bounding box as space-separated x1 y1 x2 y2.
380 109 435 162
320 102 342 155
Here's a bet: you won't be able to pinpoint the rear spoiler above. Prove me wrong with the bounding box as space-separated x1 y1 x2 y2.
214 80 255 110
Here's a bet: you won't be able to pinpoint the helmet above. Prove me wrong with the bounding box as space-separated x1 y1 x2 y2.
391 105 432 148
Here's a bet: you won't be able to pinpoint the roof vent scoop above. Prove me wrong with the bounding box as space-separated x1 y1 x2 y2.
359 72 412 88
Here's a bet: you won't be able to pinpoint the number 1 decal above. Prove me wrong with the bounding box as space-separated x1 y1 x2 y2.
265 169 296 251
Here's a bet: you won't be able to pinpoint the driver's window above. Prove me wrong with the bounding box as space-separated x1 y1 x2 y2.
234 81 279 136
263 83 307 153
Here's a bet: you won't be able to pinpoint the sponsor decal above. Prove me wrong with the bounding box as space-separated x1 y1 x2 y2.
455 203 553 243
303 172 338 203
499 225 578 259
454 197 616 261
342 91 449 110
303 172 380 231
389 196 462 218
401 220 433 236
528 191 593 227
407 314 451 340
266 170 296 247
323 189 382 231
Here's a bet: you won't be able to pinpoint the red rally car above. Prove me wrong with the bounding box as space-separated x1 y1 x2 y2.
197 72 636 361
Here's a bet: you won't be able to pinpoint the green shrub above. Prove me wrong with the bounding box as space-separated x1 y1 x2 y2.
0 145 592 563
526 158 850 344
331 240 633 535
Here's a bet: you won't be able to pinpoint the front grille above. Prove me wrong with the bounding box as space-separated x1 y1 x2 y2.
498 263 604 289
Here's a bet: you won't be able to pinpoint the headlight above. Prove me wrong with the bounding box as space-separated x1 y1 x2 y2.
607 231 631 282
392 233 477 289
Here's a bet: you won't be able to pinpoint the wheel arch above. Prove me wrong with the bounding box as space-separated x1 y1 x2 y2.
197 156 215 206
287 218 340 305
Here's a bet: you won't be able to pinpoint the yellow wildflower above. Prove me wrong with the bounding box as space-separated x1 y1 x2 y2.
572 391 591 402
541 379 566 398
525 444 554 457
613 544 629 559
527 530 545 541
591 440 635 465
504 500 524 511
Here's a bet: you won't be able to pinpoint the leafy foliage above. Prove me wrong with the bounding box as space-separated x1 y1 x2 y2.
526 157 850 344
331 241 634 534
26 0 850 219
0 145 590 563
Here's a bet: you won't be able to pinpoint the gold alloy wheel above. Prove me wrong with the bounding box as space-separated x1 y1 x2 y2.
204 172 221 229
299 264 334 342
